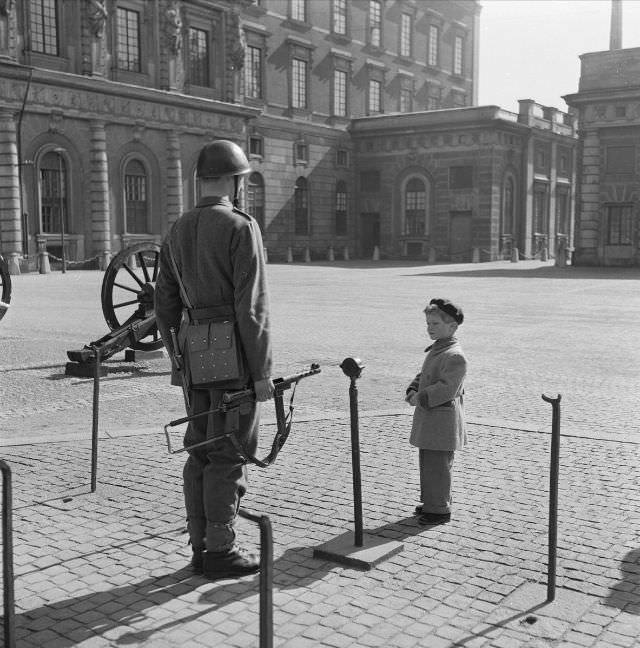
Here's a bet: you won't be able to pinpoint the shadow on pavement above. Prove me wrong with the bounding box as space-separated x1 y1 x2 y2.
604 548 640 614
405 266 640 280
368 514 433 540
14 546 340 646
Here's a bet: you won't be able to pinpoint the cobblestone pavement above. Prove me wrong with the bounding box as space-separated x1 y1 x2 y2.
1 259 640 647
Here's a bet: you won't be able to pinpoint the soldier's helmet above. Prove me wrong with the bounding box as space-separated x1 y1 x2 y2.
196 140 251 178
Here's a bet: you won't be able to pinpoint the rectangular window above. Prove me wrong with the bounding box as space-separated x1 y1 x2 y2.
116 7 141 72
453 35 464 76
295 142 308 162
245 45 263 98
369 0 381 47
125 174 148 233
606 204 633 244
249 136 263 157
428 25 439 67
534 188 547 234
360 170 380 192
400 88 412 113
188 28 210 86
333 0 346 35
336 149 348 167
291 0 306 22
606 146 635 174
291 58 307 109
556 191 569 235
30 0 59 56
333 69 347 116
449 166 473 190
336 188 348 236
368 79 381 114
40 168 66 233
400 13 412 58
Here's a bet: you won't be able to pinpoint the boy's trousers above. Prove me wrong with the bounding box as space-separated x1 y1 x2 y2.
419 449 455 514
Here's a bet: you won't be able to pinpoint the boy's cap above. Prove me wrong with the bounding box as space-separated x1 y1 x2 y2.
430 298 464 324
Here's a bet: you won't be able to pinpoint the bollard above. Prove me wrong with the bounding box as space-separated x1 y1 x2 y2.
511 247 519 263
263 247 269 264
340 357 365 546
328 246 334 262
91 346 101 492
304 248 311 263
313 357 403 568
428 247 437 264
1 459 15 648
343 246 350 261
38 250 50 274
542 393 561 603
372 245 380 261
286 247 293 263
472 247 480 263
237 509 273 648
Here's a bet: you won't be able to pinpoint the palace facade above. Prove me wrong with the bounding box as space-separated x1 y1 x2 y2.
0 0 575 273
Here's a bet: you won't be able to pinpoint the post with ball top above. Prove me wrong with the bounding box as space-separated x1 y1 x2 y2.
313 357 403 569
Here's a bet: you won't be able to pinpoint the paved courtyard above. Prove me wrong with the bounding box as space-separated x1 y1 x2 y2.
1 258 639 647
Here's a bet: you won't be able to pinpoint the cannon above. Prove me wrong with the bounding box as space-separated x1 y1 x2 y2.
65 242 164 377
0 254 12 322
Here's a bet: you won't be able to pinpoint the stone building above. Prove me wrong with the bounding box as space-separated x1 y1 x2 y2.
563 2 640 266
0 0 574 273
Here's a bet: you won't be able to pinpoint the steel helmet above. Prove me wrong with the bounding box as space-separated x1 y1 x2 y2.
196 140 251 178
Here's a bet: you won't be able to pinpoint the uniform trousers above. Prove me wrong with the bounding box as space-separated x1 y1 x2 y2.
183 387 260 552
418 449 455 515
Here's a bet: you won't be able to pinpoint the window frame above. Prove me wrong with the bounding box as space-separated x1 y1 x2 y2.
39 149 69 235
606 204 633 245
368 78 382 115
368 0 382 48
245 43 264 99
115 5 142 73
29 0 60 57
290 0 307 23
333 68 348 117
247 172 266 231
294 176 310 235
123 157 150 235
335 180 348 237
399 12 413 59
291 57 308 110
187 26 211 88
402 176 429 236
449 166 473 190
453 34 464 76
427 24 439 68
332 0 348 37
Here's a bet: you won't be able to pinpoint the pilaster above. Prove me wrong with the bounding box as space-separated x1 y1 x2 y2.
0 109 22 274
90 120 112 269
166 130 183 228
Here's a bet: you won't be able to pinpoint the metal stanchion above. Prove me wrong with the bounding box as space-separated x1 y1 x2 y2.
91 346 101 492
542 393 561 602
313 357 403 569
237 509 273 648
1 459 15 648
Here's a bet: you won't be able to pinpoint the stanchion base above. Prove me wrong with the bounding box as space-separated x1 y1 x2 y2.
313 531 403 570
124 349 166 362
64 361 108 378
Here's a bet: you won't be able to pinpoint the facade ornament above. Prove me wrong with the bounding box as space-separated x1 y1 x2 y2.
228 11 246 70
165 0 183 55
0 0 15 17
87 0 108 38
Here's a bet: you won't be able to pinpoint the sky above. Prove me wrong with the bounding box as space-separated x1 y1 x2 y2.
477 0 640 112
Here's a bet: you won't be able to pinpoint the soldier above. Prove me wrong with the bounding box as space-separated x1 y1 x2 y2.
155 140 274 580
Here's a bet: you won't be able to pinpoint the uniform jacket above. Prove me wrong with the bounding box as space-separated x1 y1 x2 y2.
407 337 467 451
154 195 272 387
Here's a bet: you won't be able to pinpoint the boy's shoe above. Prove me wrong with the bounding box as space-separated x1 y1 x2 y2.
202 545 260 580
418 512 451 526
191 546 204 573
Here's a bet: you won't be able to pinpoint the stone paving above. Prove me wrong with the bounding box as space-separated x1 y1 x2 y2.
1 259 640 647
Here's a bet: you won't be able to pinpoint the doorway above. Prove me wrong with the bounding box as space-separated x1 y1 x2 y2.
360 212 380 258
449 211 472 262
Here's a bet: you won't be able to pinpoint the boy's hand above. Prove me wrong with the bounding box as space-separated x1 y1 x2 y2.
405 390 418 406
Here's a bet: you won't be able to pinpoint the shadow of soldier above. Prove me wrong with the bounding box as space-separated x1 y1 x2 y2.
13 546 338 647
604 548 640 614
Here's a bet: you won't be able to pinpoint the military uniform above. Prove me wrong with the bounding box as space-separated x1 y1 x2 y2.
155 195 272 553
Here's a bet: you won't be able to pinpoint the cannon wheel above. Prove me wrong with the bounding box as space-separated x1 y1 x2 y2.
0 254 11 322
101 242 164 351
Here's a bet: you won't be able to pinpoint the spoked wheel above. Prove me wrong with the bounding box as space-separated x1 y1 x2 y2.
100 242 164 351
0 254 11 322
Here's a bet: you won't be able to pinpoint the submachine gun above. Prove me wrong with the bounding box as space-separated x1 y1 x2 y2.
164 364 321 468
66 242 164 376
0 253 12 322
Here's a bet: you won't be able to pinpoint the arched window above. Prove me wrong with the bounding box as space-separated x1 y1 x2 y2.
247 172 265 231
502 176 515 236
40 150 68 234
335 180 347 236
404 177 427 235
124 159 148 233
294 176 309 235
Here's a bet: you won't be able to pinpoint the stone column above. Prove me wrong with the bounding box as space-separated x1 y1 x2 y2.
166 130 183 228
576 128 601 265
0 110 22 274
90 120 112 269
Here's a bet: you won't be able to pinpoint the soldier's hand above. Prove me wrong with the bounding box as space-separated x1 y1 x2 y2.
254 377 275 402
405 390 419 406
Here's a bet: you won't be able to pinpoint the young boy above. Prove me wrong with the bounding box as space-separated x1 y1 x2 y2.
405 298 467 526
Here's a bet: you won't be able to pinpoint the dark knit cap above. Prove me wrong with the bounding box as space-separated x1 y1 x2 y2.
429 298 464 324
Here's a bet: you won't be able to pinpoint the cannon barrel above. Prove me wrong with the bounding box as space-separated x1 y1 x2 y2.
65 242 163 376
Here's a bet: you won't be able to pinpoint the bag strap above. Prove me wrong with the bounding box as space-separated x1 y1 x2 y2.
167 240 194 311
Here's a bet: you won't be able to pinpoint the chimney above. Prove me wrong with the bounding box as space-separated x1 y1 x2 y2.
610 0 623 50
